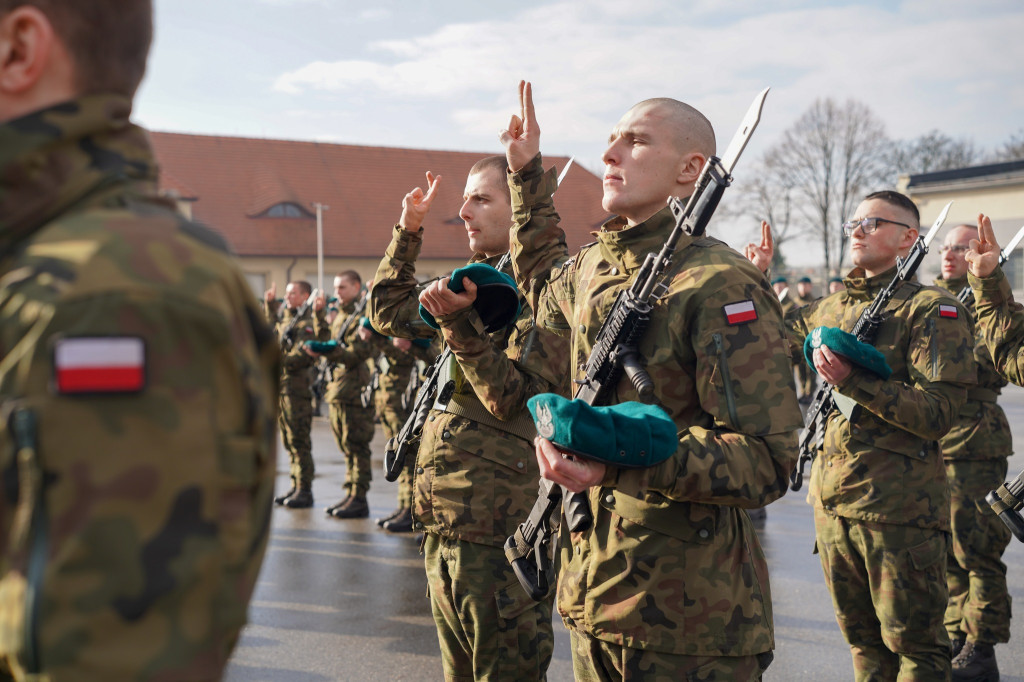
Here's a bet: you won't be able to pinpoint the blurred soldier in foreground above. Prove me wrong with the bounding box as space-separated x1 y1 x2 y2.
503 81 802 679
370 155 563 680
265 280 324 508
754 192 976 680
0 2 279 679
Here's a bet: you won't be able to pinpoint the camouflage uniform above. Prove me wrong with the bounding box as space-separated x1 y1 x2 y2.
315 301 377 503
0 96 279 681
790 292 818 399
373 339 436 512
510 155 803 678
264 299 325 495
934 276 1013 647
370 224 565 681
787 269 976 680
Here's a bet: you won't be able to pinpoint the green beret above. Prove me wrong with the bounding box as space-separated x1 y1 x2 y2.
359 316 386 336
411 337 433 349
419 263 521 333
803 326 892 379
305 340 339 354
829 277 843 284
797 276 812 284
527 393 678 468
771 276 788 285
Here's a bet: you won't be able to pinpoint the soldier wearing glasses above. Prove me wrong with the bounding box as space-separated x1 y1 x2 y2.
752 190 976 680
934 222 1012 681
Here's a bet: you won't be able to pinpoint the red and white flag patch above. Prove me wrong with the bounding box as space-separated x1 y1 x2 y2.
939 304 959 319
724 300 757 325
53 337 146 394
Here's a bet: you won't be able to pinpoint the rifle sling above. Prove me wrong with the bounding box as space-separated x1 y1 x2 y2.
431 356 536 442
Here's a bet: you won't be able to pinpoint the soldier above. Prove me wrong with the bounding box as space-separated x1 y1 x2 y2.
372 335 435 533
369 155 565 680
791 276 819 401
829 276 846 294
502 81 803 679
0 2 280 679
265 280 325 509
772 275 792 309
305 271 378 519
752 191 977 679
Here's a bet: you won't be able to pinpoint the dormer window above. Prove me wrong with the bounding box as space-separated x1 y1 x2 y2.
261 202 311 218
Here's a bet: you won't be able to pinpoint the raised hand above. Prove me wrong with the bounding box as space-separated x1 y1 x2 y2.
264 282 277 303
965 213 1000 278
744 220 774 274
499 80 540 173
399 171 442 232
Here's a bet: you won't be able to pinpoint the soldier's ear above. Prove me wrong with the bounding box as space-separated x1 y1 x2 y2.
0 7 57 95
676 151 705 190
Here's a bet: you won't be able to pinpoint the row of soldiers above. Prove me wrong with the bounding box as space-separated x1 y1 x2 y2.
255 80 1022 682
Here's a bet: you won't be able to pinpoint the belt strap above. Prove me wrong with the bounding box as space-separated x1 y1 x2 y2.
432 354 535 442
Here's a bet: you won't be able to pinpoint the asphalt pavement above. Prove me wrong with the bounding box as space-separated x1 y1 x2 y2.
225 387 1024 681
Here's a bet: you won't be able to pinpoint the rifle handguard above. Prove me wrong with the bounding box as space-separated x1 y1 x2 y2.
987 474 1024 543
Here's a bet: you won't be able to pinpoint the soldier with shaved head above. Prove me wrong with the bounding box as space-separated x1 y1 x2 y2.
0 1 279 680
500 81 802 679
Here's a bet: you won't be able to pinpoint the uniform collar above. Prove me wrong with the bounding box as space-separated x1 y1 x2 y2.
0 94 158 257
843 266 917 300
597 205 692 272
934 275 967 294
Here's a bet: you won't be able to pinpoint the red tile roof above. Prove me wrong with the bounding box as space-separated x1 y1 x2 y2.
148 132 610 259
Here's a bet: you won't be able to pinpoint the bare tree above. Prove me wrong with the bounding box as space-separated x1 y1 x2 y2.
995 129 1024 161
763 99 891 275
891 130 979 175
731 160 799 273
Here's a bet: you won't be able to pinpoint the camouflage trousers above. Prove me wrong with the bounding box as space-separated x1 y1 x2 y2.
328 401 374 498
279 392 314 487
814 509 950 681
568 628 773 681
943 458 1012 644
376 391 414 507
423 533 553 681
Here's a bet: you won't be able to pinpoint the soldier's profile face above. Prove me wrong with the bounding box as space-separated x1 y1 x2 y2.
847 198 919 276
334 276 360 305
460 168 512 257
940 226 974 280
601 102 697 226
285 283 308 309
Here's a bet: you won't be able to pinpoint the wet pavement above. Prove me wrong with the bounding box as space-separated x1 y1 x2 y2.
226 387 1024 681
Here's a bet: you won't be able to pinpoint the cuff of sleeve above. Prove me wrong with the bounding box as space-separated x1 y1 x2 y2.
834 366 882 407
968 267 1010 304
509 155 557 208
435 305 485 340
386 224 424 263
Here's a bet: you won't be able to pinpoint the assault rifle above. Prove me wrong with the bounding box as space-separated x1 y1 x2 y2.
988 469 1024 542
505 88 771 601
279 288 322 351
789 201 952 491
955 224 1024 306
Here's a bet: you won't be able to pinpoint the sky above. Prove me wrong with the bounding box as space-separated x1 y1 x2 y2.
135 0 1024 264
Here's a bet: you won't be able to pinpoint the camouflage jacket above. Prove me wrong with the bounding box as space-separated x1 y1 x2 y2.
510 155 803 656
969 267 1024 387
786 269 976 530
313 299 374 405
0 96 279 681
934 276 1011 460
264 300 326 396
376 337 436 397
370 225 567 547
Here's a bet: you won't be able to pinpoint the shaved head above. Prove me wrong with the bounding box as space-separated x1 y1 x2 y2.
630 98 717 158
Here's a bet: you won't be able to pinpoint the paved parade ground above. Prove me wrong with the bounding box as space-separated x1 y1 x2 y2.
225 388 1024 681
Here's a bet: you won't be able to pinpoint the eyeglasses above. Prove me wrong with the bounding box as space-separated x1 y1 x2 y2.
939 244 969 254
841 217 912 237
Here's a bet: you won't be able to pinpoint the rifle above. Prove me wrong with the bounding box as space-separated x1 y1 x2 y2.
789 201 953 491
505 88 771 601
987 468 1024 542
401 362 425 412
279 288 322 351
956 224 1024 306
382 253 514 482
360 354 383 408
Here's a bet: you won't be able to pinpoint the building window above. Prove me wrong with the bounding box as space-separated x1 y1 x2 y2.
262 202 311 218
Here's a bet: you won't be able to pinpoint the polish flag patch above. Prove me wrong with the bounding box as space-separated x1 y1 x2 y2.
939 304 959 319
53 337 146 394
724 300 757 325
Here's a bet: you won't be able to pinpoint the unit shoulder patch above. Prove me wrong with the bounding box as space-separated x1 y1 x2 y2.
53 336 146 394
723 300 757 325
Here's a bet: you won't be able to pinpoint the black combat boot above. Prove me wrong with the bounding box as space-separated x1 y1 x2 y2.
283 486 313 509
326 494 351 516
330 495 369 519
383 507 414 533
952 640 999 682
274 478 297 506
376 506 404 528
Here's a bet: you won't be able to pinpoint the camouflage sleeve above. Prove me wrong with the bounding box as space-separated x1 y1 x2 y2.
434 304 570 420
509 153 571 312
263 298 280 326
635 270 803 507
833 295 975 439
784 299 815 360
312 307 330 340
368 225 438 341
970 267 1024 385
323 335 379 368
